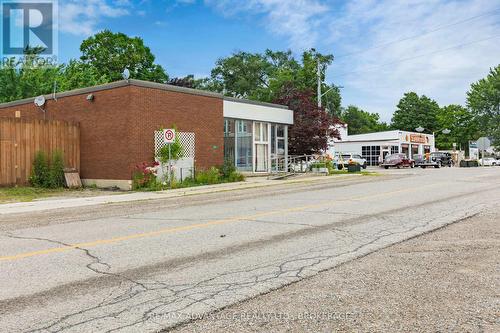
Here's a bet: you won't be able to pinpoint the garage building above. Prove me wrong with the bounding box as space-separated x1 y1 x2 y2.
331 125 436 166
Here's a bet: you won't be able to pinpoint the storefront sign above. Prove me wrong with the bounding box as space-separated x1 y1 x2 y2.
410 134 427 144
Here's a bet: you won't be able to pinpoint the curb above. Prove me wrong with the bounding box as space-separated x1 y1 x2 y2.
0 174 366 215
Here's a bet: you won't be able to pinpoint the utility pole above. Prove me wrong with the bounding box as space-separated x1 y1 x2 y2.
317 58 322 108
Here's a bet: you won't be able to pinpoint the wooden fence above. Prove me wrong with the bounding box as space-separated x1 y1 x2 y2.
0 118 80 186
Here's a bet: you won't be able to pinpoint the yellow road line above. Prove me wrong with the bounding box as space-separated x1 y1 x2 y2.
0 182 442 263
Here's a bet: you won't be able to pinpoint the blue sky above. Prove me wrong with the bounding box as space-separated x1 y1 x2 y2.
56 0 500 122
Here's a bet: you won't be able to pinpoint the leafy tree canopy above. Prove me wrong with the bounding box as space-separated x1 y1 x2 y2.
200 49 342 115
80 30 168 83
391 92 439 132
467 65 500 148
274 84 342 155
436 104 479 150
0 31 169 103
340 105 389 135
0 48 61 103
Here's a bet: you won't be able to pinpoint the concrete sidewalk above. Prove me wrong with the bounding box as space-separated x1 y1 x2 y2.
0 174 358 215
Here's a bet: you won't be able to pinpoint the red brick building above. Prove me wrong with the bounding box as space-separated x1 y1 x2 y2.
0 79 293 189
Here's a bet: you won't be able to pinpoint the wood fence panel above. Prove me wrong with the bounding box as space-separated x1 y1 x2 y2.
0 118 80 186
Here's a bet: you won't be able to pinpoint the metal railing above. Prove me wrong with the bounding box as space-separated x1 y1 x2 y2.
269 155 322 176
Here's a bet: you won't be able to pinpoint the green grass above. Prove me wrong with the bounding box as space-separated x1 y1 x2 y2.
0 187 67 203
0 186 106 204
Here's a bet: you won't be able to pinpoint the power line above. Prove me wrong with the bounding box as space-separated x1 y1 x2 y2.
335 7 500 59
334 34 500 79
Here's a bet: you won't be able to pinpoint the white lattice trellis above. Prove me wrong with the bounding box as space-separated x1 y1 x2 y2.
154 131 195 159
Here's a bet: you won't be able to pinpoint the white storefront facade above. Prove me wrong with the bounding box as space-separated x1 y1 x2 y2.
330 125 436 166
223 97 294 173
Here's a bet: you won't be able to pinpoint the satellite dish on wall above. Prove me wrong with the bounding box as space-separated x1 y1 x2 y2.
122 68 130 80
34 95 46 107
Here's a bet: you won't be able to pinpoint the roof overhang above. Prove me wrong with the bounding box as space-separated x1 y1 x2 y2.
223 99 293 125
0 79 290 113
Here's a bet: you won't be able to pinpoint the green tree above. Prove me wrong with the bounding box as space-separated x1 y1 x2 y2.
274 84 341 155
58 60 109 91
0 48 61 103
0 58 21 102
340 105 389 135
206 49 297 100
202 49 341 114
321 84 342 117
0 51 107 103
80 30 168 82
391 92 439 132
467 65 500 148
436 104 479 150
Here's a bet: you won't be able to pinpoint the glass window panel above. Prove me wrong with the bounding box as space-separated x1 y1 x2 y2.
224 119 235 164
255 144 268 172
271 125 276 154
236 120 253 171
262 123 268 142
277 125 285 138
254 122 261 141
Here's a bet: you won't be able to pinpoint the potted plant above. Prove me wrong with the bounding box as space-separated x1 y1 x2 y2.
310 162 328 174
347 160 361 172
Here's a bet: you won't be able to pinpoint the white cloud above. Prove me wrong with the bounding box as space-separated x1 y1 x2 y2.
328 0 500 121
201 0 500 122
59 0 130 36
204 0 329 49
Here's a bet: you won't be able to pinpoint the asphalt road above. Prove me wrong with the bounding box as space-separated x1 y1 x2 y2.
171 200 499 333
0 167 499 332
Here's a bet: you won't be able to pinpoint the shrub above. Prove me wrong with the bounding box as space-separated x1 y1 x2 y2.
157 126 183 163
195 167 221 185
310 162 326 170
157 141 183 163
219 159 236 178
325 160 335 174
132 161 160 190
49 151 65 188
29 151 67 188
227 171 245 182
29 151 50 188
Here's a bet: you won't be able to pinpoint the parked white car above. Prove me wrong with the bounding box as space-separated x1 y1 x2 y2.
334 153 367 169
478 158 498 166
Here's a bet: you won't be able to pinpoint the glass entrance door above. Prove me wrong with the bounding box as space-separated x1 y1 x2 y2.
271 124 286 171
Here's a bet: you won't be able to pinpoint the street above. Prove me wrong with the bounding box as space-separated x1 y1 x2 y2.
1 167 499 332
172 201 499 333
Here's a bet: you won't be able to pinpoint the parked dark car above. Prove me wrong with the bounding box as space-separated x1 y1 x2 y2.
380 153 415 169
429 152 453 167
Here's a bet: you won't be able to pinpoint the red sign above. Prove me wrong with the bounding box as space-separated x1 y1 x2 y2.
163 129 176 144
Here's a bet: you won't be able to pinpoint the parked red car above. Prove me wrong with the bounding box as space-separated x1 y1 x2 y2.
380 153 415 169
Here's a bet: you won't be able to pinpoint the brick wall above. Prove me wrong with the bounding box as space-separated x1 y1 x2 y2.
0 85 224 181
129 86 223 173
